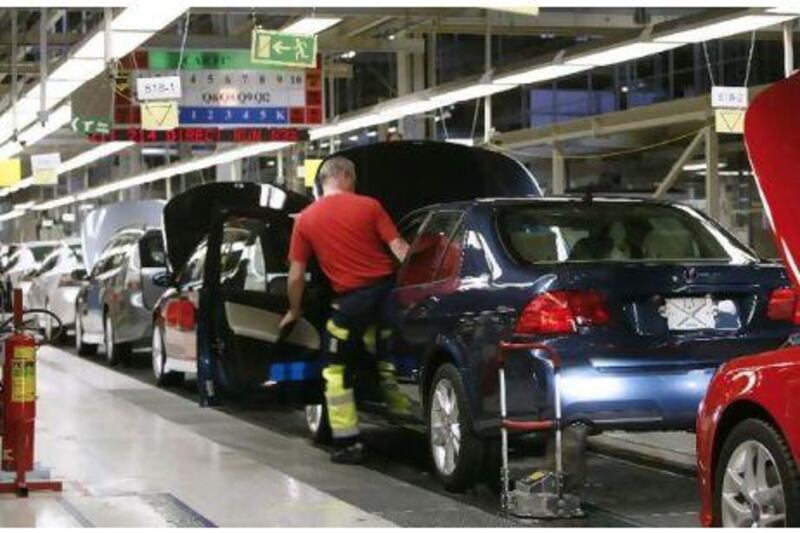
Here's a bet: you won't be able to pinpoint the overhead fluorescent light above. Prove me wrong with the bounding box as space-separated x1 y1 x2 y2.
683 162 728 172
768 4 800 14
0 142 22 161
0 3 186 150
34 142 293 207
655 14 798 43
566 42 681 67
0 178 34 198
33 196 77 211
446 138 475 146
0 210 25 223
431 83 511 105
0 103 71 163
49 58 105 80
17 104 72 146
0 142 132 200
60 142 134 174
111 3 188 31
493 64 591 85
379 99 439 120
282 16 342 35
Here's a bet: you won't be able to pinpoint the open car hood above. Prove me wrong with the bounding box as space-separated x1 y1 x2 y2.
315 141 541 222
745 71 800 287
81 200 165 271
163 182 309 273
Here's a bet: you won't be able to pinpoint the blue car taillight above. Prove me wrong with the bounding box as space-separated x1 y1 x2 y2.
514 290 611 335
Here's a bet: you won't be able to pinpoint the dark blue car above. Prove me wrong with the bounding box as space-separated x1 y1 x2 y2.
300 143 796 492
157 142 794 494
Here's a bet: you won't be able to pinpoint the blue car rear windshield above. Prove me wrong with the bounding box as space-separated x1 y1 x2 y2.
498 202 757 264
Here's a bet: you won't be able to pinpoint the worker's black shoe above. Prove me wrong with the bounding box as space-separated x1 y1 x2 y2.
331 442 365 465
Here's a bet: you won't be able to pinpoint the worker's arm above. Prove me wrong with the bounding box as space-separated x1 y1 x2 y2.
374 200 409 264
389 237 410 263
280 260 306 328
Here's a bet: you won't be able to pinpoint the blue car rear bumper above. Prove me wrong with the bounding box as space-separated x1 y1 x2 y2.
559 364 717 430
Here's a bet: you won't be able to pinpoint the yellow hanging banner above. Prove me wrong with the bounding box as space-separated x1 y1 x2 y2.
0 158 22 187
304 159 323 188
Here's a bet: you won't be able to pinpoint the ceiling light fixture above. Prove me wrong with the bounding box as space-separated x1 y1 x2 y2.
493 64 591 86
282 16 342 35
565 42 681 67
32 142 292 210
0 3 186 151
655 13 798 43
0 210 25 223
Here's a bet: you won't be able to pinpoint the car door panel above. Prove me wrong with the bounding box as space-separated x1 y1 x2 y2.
387 210 466 411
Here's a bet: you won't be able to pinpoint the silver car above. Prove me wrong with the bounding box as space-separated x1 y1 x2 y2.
74 200 168 365
27 241 86 338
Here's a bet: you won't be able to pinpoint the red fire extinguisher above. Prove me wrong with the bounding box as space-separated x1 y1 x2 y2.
1 331 37 474
0 288 61 496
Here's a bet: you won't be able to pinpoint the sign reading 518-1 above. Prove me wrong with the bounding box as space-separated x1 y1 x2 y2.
251 29 317 69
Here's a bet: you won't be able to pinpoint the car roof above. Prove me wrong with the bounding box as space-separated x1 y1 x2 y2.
400 195 682 220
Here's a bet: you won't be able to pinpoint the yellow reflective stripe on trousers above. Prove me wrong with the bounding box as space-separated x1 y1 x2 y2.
377 361 412 416
326 319 350 341
322 364 359 438
362 326 377 355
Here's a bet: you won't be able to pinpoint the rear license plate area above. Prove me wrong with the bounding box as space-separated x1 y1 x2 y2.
660 296 725 331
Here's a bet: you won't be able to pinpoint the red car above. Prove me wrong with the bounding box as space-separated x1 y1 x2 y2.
697 341 800 527
697 72 800 527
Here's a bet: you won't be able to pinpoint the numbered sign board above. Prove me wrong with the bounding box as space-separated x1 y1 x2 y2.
114 50 323 128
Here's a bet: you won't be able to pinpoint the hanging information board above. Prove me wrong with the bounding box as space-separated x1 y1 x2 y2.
114 50 323 128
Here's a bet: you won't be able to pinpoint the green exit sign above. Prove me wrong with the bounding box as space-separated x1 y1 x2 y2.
251 30 317 69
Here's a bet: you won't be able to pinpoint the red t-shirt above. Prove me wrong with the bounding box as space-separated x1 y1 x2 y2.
288 192 400 293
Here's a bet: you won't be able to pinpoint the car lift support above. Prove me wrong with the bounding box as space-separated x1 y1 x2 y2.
498 341 585 519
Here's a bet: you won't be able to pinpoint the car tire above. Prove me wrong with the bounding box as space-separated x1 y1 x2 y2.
427 363 483 492
152 324 184 387
714 418 800 527
104 313 130 367
304 403 332 445
74 309 97 356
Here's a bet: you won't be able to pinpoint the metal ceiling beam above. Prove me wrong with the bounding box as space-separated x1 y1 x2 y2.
0 32 77 47
653 128 706 198
492 94 718 150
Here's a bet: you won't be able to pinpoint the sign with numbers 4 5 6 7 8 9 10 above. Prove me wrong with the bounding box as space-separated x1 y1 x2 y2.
133 68 322 126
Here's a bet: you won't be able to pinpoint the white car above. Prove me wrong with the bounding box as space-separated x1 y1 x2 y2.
2 241 63 305
27 241 85 337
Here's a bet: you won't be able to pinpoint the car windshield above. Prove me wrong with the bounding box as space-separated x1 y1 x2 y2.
30 245 57 262
35 253 60 276
498 202 758 265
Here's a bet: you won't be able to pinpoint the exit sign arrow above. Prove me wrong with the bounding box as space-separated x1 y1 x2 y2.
251 29 317 69
71 115 112 136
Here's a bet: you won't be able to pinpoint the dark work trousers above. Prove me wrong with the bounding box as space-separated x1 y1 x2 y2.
322 278 394 444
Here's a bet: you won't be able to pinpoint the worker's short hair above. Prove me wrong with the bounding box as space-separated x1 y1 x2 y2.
319 156 356 184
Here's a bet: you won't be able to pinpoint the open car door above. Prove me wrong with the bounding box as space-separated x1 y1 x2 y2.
209 210 329 393
163 182 321 403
